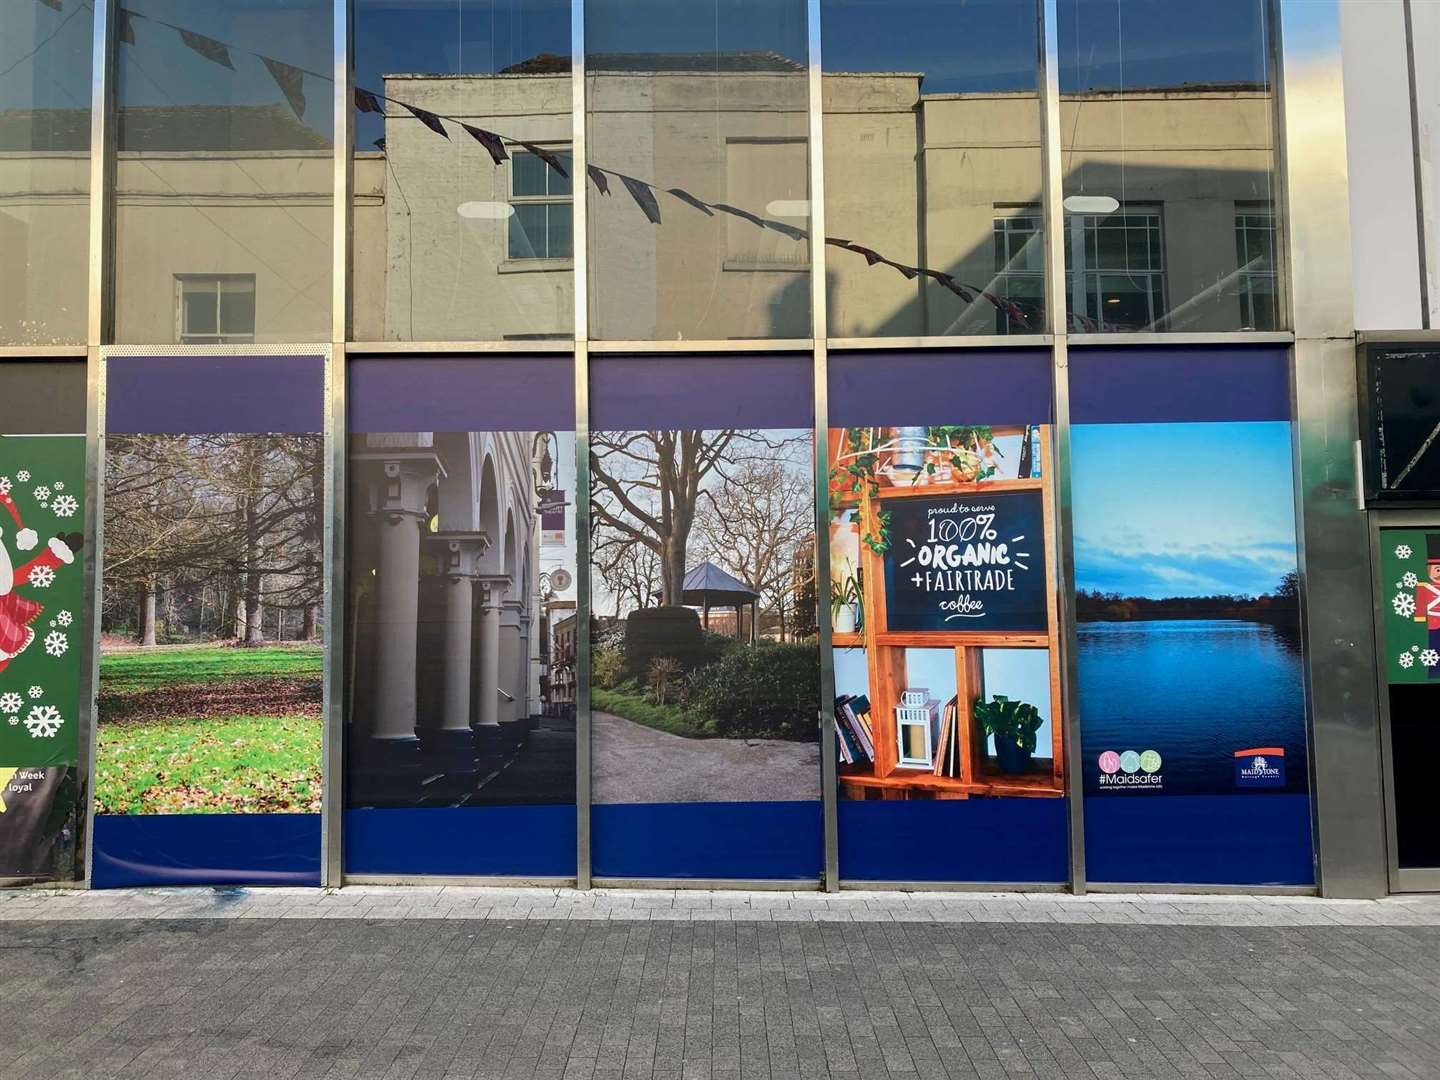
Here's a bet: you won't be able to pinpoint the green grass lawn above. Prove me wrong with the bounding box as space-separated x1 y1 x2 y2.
97 642 323 814
95 713 321 815
100 643 322 693
592 687 716 739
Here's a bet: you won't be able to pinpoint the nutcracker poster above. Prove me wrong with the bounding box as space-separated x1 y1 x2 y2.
0 435 85 876
1380 529 1440 684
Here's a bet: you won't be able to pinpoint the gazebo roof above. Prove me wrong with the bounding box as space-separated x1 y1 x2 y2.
679 561 759 605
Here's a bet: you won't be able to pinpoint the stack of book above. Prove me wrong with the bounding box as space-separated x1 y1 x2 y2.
931 695 961 779
835 694 874 766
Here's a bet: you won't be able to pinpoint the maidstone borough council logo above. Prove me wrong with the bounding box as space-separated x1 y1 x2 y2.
1097 748 1163 790
1234 746 1285 788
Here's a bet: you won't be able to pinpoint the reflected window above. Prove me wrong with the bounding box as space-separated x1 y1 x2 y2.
0 0 92 344
822 0 1044 338
1058 0 1281 332
508 149 574 262
1066 209 1166 332
176 274 257 344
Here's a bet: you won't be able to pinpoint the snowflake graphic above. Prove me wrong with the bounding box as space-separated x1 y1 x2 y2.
1404 572 1419 588
1424 650 1440 669
1396 544 1414 559
50 494 77 518
23 705 62 739
27 565 55 588
16 470 29 482
27 686 42 699
31 485 50 502
43 631 67 658
1393 593 1416 618
52 481 64 492
0 477 9 496
5 717 16 727
1399 651 1415 669
0 692 22 714
56 610 73 627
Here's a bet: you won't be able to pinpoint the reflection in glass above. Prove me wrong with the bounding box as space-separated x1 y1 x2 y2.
113 0 333 344
353 0 573 343
1059 0 1282 332
0 0 92 344
585 0 811 341
821 0 1044 337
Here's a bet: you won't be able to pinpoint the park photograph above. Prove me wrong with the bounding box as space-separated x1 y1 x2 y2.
587 427 821 805
96 433 324 816
1071 420 1307 797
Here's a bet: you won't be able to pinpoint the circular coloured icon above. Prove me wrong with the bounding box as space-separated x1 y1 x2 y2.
1139 750 1162 774
1119 750 1141 774
1097 751 1121 775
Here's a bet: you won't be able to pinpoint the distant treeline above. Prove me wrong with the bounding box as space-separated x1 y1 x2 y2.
1076 572 1300 625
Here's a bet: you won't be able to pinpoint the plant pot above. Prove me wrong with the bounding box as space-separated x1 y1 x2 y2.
833 603 857 634
993 733 1033 774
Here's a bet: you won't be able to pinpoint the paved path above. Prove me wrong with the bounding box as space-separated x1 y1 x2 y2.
593 711 821 804
2 890 1440 1079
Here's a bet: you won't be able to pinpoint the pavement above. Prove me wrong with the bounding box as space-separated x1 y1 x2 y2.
592 712 821 804
2 888 1440 1080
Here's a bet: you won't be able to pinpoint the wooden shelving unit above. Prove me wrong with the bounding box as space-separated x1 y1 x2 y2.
831 426 1065 801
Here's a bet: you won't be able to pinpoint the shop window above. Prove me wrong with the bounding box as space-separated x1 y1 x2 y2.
175 274 257 344
1064 207 1166 332
724 138 810 270
992 211 1045 333
1235 204 1279 331
508 148 574 262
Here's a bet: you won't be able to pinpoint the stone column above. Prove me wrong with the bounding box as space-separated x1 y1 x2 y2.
426 534 489 747
476 577 510 732
500 603 524 727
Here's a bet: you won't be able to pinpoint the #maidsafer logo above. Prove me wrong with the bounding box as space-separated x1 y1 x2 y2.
1096 748 1163 790
1234 746 1285 788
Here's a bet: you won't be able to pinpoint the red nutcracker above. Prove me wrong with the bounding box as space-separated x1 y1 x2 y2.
1417 535 1440 679
0 489 81 677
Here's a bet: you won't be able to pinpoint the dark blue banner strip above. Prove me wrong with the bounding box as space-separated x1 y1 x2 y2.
590 355 813 431
107 354 325 434
830 350 1053 428
838 799 1068 883
91 814 321 888
343 806 577 877
1069 346 1291 425
1084 794 1314 885
592 802 822 880
349 357 577 433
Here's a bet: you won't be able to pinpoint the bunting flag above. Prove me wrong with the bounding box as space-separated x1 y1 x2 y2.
881 259 919 280
760 218 806 242
37 0 63 11
519 142 568 179
405 103 449 138
711 203 768 229
619 175 661 225
667 188 714 216
355 88 384 114
587 166 610 196
178 29 234 70
463 124 508 165
117 7 136 45
261 57 306 120
374 138 386 152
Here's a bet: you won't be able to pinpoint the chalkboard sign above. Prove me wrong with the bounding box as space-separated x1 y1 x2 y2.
1363 343 1440 502
883 489 1048 633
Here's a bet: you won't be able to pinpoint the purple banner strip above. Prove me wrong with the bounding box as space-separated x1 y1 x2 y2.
590 355 812 431
829 350 1053 428
349 357 577 433
107 354 324 434
1069 346 1291 425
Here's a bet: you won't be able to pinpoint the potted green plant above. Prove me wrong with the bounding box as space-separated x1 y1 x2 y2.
974 695 1043 774
830 567 862 633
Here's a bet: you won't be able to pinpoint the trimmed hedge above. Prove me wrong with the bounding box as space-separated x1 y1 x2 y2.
688 642 820 741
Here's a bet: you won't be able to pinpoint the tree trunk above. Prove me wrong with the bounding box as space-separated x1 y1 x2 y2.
242 469 265 647
141 576 157 647
302 603 318 641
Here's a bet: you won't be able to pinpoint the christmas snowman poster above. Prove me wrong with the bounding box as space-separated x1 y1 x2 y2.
0 435 84 875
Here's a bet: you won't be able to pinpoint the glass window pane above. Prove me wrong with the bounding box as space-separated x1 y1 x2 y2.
548 203 573 259
219 277 257 335
822 0 1044 337
182 284 219 336
113 1 333 345
0 0 92 345
586 0 811 341
1059 0 1283 332
354 0 572 342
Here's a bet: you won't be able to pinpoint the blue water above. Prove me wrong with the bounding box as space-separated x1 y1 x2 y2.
1078 620 1308 796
